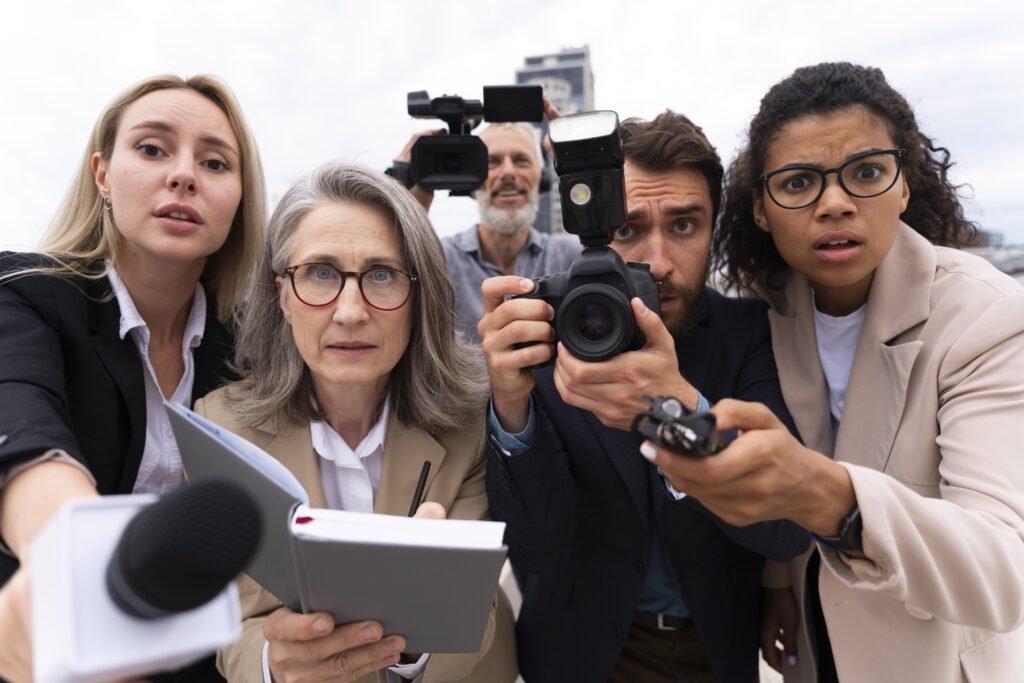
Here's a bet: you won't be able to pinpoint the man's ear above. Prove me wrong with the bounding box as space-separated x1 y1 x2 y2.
753 192 770 233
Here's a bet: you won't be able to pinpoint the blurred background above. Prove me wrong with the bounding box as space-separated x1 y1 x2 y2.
2 0 1021 272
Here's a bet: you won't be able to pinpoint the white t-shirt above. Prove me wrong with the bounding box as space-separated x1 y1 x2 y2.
813 300 866 441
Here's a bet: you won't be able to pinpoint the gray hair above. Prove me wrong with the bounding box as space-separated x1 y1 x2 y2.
479 121 544 165
227 161 488 434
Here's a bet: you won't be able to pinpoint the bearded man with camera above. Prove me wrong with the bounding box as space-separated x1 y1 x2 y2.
390 89 580 343
480 110 809 683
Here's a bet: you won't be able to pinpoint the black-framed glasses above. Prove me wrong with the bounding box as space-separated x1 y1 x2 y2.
760 149 905 210
281 263 417 310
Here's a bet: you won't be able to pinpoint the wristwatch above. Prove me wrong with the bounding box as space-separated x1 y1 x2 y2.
814 504 863 553
384 160 415 189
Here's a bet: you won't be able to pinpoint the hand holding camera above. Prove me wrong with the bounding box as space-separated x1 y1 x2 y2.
478 276 556 434
552 298 698 432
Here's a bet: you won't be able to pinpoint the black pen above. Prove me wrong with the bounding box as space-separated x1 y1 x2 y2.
407 461 431 517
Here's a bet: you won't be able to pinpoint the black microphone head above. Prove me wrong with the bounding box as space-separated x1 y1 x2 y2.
106 479 261 619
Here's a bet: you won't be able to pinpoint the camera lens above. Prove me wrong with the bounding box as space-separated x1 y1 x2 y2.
556 284 635 362
573 302 614 341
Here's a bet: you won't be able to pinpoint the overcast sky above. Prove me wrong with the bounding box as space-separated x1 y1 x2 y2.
2 0 1022 251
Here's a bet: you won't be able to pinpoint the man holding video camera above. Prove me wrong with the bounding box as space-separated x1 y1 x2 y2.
480 110 809 682
391 98 579 343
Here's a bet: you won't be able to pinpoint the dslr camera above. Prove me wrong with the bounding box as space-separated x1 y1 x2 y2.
516 111 660 362
405 85 543 195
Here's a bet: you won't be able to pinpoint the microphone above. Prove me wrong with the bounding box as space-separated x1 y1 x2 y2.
30 481 261 683
106 479 261 619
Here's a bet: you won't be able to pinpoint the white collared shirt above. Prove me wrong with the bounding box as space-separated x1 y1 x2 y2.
106 265 206 494
310 400 389 513
260 398 429 682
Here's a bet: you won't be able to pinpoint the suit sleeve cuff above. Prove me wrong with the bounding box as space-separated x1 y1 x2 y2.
487 397 536 457
389 653 430 680
659 392 710 500
0 450 96 558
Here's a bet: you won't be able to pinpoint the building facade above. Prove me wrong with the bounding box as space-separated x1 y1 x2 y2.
515 46 595 234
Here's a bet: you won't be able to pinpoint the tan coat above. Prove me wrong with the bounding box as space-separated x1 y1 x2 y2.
194 387 518 683
759 224 1024 683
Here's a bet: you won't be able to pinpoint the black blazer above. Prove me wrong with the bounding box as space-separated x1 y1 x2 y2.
0 252 234 683
486 287 810 683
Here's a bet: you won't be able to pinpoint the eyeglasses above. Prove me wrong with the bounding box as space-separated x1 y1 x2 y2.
759 149 905 210
281 263 417 310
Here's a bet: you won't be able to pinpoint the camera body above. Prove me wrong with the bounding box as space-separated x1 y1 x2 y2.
514 110 660 364
406 85 543 195
519 247 659 362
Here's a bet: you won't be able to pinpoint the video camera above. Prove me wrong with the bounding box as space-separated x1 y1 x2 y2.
515 110 660 363
406 85 543 195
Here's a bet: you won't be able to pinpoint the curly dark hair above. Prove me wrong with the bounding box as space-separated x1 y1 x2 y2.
712 62 979 291
621 110 724 224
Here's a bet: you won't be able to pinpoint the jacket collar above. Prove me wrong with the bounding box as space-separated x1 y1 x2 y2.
756 222 931 466
256 408 448 516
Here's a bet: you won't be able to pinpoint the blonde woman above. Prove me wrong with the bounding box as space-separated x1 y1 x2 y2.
0 74 266 683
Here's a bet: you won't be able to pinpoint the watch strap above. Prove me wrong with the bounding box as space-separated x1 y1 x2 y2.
813 504 863 553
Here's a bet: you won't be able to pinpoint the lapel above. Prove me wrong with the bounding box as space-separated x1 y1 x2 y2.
676 291 712 393
765 275 834 455
263 417 330 509
758 223 931 466
582 409 652 531
86 277 148 493
374 413 447 517
191 292 233 404
833 223 930 470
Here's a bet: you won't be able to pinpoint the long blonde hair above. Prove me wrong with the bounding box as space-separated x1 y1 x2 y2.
25 74 266 321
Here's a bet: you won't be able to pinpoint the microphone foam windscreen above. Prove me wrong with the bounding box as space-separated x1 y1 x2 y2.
112 479 261 616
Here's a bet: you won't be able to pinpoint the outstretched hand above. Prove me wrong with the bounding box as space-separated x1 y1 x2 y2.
640 398 856 534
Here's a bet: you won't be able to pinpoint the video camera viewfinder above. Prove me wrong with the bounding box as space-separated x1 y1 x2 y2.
406 85 543 195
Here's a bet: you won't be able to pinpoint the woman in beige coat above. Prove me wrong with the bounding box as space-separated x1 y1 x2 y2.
198 161 517 683
643 63 1024 682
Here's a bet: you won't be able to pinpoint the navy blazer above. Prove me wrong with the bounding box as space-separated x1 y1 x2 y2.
486 287 810 683
0 252 234 683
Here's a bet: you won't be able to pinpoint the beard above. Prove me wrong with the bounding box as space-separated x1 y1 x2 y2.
476 186 540 235
658 267 706 338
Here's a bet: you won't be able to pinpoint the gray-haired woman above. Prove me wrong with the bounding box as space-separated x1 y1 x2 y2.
194 161 517 683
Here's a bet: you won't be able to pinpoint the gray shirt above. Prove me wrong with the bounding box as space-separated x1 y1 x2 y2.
442 224 580 343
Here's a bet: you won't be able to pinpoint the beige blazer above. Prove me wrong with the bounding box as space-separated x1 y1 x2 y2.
194 387 518 683
758 224 1024 683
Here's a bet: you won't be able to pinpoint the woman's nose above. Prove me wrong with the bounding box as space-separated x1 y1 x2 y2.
166 157 198 194
331 277 370 324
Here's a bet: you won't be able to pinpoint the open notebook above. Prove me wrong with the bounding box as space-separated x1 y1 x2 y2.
165 401 507 653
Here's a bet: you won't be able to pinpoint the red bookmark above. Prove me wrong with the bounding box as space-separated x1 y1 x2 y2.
294 516 314 524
